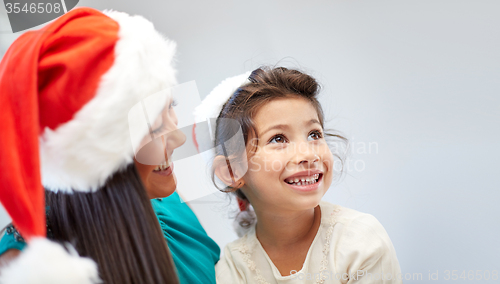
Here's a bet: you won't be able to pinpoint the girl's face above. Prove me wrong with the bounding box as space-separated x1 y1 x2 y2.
240 97 334 214
134 99 186 199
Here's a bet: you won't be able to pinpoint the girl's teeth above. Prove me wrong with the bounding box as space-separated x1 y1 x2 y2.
286 174 321 185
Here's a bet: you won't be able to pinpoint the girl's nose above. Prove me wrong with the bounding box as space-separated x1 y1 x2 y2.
296 142 320 165
299 154 320 165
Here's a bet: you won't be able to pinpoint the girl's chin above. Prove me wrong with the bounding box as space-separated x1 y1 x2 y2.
288 189 326 209
295 196 323 208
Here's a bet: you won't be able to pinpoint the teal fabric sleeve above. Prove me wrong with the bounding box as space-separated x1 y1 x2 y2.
0 225 27 255
152 192 220 284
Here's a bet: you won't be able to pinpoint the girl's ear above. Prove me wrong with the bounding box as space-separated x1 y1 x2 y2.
213 155 245 188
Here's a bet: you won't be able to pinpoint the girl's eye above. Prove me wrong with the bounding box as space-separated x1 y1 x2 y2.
268 134 288 144
308 130 323 141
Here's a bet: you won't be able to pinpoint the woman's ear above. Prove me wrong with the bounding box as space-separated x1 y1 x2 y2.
213 155 245 188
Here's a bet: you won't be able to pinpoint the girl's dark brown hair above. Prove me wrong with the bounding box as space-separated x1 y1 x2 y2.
45 163 179 284
212 66 347 228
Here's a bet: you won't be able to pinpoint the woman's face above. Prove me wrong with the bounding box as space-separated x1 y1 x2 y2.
240 97 334 214
134 98 186 199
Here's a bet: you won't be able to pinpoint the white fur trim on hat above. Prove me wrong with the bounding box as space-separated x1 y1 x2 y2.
0 238 100 284
40 11 177 193
193 71 251 123
192 72 251 165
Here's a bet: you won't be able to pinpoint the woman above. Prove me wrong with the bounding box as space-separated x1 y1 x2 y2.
0 7 218 284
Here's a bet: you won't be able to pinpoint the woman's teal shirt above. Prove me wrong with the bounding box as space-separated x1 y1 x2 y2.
0 192 220 284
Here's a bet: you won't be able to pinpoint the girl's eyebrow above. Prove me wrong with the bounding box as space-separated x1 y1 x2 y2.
260 124 289 136
308 119 321 126
260 119 321 136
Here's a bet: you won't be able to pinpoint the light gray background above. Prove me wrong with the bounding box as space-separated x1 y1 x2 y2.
1 1 499 282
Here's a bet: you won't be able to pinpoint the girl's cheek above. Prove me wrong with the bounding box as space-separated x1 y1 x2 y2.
265 153 286 172
322 151 335 171
248 156 262 172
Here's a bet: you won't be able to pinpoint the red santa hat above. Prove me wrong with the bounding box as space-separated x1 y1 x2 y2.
0 7 176 283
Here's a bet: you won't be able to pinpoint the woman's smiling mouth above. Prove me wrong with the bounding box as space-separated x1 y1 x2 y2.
153 162 174 176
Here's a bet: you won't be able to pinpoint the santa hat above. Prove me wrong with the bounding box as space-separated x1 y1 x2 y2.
0 7 176 283
192 72 256 237
192 72 251 208
192 71 251 163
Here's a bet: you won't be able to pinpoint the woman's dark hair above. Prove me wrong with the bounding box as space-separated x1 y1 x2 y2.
212 66 347 229
45 163 179 284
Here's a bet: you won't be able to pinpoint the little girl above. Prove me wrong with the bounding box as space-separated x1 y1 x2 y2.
197 67 402 283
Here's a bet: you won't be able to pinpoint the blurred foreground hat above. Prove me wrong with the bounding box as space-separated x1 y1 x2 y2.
0 7 176 283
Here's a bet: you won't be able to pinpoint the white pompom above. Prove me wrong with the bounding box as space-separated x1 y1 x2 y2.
0 238 100 284
233 208 257 238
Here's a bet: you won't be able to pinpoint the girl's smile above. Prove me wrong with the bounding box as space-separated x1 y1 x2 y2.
283 170 324 192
